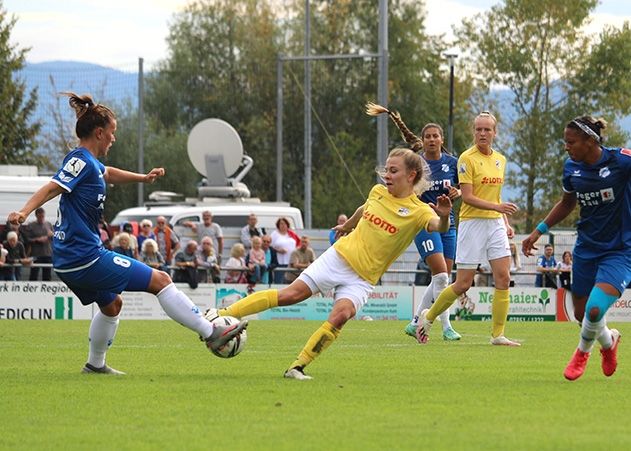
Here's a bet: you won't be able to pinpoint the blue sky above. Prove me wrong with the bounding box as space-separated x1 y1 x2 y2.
5 0 631 69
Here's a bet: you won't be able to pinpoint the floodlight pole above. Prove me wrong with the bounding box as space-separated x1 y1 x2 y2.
377 0 389 165
137 57 145 206
304 0 312 229
445 53 458 154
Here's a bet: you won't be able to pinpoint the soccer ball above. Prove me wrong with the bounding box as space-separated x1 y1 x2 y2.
204 309 247 358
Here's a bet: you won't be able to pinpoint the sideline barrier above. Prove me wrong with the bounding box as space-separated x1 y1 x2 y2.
1 281 630 321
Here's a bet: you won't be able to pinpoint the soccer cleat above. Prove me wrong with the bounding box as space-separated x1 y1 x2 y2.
204 319 249 353
564 349 590 381
415 309 432 344
404 322 418 337
443 327 462 341
284 366 313 380
600 329 621 377
82 362 126 375
490 335 521 347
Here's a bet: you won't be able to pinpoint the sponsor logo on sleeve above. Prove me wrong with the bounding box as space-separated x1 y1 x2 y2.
63 157 86 177
57 171 74 183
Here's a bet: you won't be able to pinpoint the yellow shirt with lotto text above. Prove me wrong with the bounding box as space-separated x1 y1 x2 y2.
334 184 436 285
457 145 506 221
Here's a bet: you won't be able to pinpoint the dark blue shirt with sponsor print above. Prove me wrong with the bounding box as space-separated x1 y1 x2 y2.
562 146 631 258
420 152 459 229
51 147 106 269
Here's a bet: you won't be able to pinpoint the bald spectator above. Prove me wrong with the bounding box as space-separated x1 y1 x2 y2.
174 240 199 289
183 210 223 263
329 213 348 245
240 213 266 250
285 236 316 283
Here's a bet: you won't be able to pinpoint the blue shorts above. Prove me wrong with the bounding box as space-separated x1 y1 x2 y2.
414 228 457 262
572 250 631 297
55 250 154 306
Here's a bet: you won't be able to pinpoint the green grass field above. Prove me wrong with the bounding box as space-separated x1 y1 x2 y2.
1 320 629 450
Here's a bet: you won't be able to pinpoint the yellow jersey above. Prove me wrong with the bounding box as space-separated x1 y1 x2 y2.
457 145 506 221
334 184 437 285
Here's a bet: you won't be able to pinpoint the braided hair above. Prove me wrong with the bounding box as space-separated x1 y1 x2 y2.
566 116 607 143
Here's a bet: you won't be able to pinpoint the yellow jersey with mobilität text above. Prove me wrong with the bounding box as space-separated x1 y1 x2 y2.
457 145 506 221
334 184 437 285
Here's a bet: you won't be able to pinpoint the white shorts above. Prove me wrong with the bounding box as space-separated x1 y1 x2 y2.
455 218 510 269
298 246 375 314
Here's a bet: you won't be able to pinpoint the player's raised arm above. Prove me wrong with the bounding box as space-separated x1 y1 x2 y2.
8 181 65 225
104 167 165 184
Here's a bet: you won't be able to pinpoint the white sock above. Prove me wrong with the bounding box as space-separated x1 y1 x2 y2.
88 310 120 368
412 280 434 325
157 283 213 339
578 317 606 353
431 273 452 331
597 324 613 349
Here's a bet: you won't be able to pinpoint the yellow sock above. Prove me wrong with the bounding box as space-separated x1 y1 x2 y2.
219 289 278 319
288 321 340 370
492 288 510 338
427 285 458 321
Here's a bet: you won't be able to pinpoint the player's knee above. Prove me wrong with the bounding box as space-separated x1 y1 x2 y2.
434 272 449 291
328 302 356 328
101 296 122 316
573 306 585 323
588 306 601 322
151 269 173 292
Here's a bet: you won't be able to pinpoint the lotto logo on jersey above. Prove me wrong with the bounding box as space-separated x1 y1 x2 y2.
63 157 86 177
362 211 398 234
480 176 503 184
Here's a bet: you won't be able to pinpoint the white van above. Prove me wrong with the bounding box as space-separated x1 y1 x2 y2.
0 175 60 226
111 203 303 236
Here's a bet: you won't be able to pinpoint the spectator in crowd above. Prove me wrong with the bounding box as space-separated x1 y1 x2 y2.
154 215 179 265
285 236 316 283
137 219 156 251
508 242 521 287
3 231 32 280
260 234 278 285
328 213 348 245
225 243 248 284
240 213 266 250
558 250 573 291
140 238 166 272
0 243 8 279
1 220 25 245
271 217 297 284
196 236 220 283
183 210 223 263
112 222 139 259
23 207 54 281
112 232 135 259
535 243 558 288
99 218 112 249
173 240 199 289
246 236 267 283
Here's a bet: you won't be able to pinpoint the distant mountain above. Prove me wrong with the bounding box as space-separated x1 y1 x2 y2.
16 61 138 153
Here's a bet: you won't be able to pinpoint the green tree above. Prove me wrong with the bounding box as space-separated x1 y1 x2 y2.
0 2 42 166
455 0 631 231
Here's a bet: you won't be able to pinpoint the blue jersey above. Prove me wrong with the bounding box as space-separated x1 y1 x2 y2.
420 152 459 228
51 147 107 269
562 146 631 258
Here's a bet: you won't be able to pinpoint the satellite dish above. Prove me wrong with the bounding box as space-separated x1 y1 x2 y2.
186 118 253 198
187 118 244 177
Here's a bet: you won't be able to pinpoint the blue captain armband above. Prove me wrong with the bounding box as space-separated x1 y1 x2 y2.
536 222 549 234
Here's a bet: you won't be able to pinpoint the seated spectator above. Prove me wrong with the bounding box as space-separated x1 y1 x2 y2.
0 243 8 280
285 235 316 283
140 238 166 271
246 236 267 283
137 219 156 251
557 251 572 291
173 240 199 289
225 243 248 284
328 213 348 245
2 231 32 281
240 213 266 250
112 232 135 259
112 222 139 259
196 236 221 283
